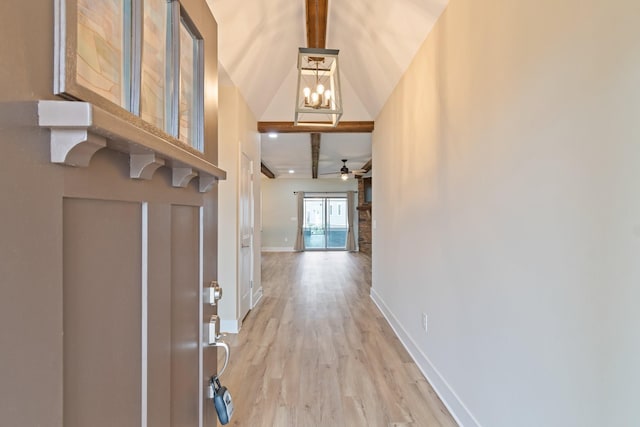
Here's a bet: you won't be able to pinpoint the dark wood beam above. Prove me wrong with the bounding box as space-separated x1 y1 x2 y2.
361 159 372 173
261 162 275 179
311 133 321 179
258 121 374 134
306 0 328 49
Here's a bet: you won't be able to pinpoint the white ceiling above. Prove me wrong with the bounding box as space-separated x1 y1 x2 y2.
261 133 371 179
207 0 448 177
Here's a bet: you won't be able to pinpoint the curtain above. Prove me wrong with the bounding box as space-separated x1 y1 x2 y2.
346 191 356 252
294 192 305 251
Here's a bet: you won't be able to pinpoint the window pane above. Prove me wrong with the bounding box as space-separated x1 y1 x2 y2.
76 0 125 106
140 0 168 130
179 19 196 146
304 199 326 249
327 198 347 249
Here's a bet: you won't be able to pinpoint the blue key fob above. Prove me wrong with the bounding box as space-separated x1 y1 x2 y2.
212 377 234 425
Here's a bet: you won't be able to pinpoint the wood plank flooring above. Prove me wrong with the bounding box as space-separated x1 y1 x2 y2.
217 252 457 427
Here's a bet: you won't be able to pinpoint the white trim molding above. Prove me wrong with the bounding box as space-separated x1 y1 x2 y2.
251 286 264 309
37 101 226 191
261 247 295 252
50 129 107 166
172 167 197 188
220 319 241 334
198 172 218 193
370 288 482 427
198 206 204 427
140 203 149 427
130 154 165 180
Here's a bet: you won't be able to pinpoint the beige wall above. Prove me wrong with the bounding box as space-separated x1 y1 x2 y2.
261 178 357 250
0 4 64 416
372 0 640 426
218 83 262 330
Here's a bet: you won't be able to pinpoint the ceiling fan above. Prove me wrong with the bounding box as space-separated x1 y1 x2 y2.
321 159 366 180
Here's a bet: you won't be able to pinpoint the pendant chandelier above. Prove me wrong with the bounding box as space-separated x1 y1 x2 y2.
294 47 343 127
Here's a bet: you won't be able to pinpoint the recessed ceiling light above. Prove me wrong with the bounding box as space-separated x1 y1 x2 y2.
268 132 278 139
288 170 295 174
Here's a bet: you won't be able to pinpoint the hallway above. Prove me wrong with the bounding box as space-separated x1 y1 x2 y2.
218 252 457 426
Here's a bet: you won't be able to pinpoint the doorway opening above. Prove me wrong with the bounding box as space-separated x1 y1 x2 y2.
303 196 348 250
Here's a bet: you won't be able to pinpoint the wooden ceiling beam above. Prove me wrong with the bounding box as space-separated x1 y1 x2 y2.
361 159 372 172
311 133 321 179
305 3 329 180
261 162 276 179
306 0 328 49
258 121 374 134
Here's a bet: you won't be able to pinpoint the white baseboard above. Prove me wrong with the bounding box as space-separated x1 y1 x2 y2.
261 247 295 252
370 288 482 427
252 286 263 308
220 319 241 334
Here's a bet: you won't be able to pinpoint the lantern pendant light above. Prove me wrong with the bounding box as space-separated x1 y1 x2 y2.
294 48 343 127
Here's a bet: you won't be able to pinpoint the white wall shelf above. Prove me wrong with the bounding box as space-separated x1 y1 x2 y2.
37 100 226 191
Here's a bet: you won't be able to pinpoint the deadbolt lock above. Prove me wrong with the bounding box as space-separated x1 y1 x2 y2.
205 281 223 305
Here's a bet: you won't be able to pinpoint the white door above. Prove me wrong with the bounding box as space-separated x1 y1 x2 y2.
239 153 253 321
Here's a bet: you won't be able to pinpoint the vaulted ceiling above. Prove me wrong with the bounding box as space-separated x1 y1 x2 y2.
206 0 448 178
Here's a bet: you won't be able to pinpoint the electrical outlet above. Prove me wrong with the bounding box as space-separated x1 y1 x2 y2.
422 313 428 333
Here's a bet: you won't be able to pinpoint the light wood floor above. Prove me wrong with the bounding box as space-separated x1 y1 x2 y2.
217 251 457 427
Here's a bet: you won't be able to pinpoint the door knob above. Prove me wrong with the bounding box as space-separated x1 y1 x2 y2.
205 316 230 376
205 281 223 305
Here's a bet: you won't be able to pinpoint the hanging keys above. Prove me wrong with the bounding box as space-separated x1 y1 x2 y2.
210 376 234 425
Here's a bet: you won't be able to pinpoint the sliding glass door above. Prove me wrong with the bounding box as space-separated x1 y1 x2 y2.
303 197 348 250
303 198 325 249
327 198 348 249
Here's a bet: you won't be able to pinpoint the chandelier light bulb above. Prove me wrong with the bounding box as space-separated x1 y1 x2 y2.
324 90 331 106
303 87 311 105
311 92 319 105
316 84 325 94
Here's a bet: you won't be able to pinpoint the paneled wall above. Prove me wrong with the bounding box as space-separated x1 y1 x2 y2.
0 1 221 425
63 199 143 427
